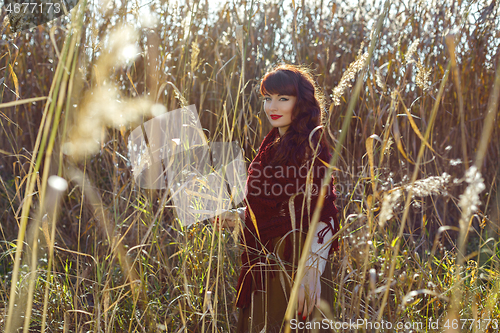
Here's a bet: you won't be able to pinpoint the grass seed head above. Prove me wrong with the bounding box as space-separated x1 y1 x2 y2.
458 166 486 222
64 87 153 159
332 51 368 106
379 188 403 227
375 68 387 92
405 38 420 65
404 172 451 197
235 25 244 54
415 59 431 91
191 41 201 73
99 25 140 72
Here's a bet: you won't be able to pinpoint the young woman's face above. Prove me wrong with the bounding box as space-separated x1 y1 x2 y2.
263 93 297 136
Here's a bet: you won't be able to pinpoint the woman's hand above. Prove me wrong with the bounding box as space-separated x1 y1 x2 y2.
209 209 239 230
297 265 321 319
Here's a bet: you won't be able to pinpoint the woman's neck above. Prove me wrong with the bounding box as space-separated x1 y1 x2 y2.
278 125 289 136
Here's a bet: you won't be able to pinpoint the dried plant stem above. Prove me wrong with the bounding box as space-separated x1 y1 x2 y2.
376 61 451 324
446 34 469 170
63 63 83 328
4 17 76 333
450 51 500 330
291 0 300 63
25 5 86 330
283 1 390 331
68 168 145 324
40 4 87 333
201 222 217 332
23 12 84 333
473 55 500 171
0 96 48 108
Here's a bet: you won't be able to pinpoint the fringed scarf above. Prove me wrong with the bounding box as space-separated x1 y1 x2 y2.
235 127 339 308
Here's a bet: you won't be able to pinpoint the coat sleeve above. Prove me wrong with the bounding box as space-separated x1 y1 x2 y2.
305 217 335 274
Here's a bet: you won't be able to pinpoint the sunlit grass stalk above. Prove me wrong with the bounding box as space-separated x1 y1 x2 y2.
228 1 254 143
283 1 390 331
376 60 452 324
68 168 143 328
201 221 217 332
0 96 49 109
290 0 300 63
23 6 85 331
4 17 76 333
58 21 80 333
453 49 500 329
472 54 500 171
39 4 87 333
446 34 469 170
201 4 255 329
353 142 378 320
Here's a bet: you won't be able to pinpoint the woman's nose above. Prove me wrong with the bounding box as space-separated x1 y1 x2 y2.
267 99 278 111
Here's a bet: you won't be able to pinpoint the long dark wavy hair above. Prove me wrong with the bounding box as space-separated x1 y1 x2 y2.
260 63 329 167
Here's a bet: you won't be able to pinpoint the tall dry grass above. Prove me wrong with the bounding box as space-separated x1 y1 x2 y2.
0 0 499 331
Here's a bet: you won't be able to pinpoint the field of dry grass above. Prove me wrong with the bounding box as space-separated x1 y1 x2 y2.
0 0 499 331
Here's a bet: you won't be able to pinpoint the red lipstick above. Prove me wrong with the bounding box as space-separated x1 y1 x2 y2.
270 115 282 120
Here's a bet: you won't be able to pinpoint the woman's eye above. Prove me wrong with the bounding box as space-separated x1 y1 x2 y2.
280 98 288 101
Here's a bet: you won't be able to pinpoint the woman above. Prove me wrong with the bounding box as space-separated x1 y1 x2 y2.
213 64 339 332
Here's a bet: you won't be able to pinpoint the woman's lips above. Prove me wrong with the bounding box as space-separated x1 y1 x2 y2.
270 115 282 120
